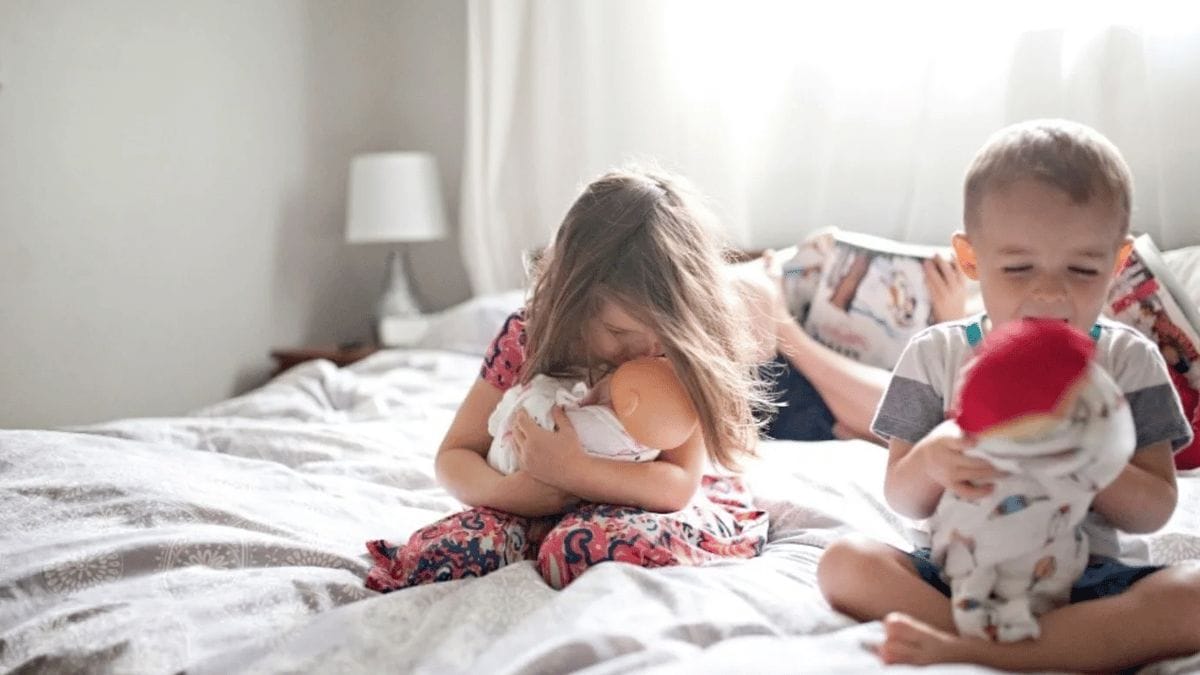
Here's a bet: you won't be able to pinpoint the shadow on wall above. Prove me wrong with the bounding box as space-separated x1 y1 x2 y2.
231 365 276 399
238 0 472 399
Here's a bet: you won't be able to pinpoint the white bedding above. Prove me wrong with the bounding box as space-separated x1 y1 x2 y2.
2 349 1198 674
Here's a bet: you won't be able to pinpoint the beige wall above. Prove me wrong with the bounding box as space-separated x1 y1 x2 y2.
0 0 471 428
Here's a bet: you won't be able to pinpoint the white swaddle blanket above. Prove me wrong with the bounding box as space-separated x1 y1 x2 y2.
930 362 1136 642
486 374 661 475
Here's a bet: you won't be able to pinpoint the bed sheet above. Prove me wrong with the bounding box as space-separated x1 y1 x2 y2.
2 349 1197 674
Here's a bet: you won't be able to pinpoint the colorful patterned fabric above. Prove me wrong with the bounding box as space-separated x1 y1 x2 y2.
480 310 527 390
366 310 768 591
366 475 767 591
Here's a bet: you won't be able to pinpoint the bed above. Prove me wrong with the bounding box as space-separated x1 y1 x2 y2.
4 335 1199 674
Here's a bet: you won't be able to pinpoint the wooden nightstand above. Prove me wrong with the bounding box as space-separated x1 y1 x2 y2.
270 343 380 376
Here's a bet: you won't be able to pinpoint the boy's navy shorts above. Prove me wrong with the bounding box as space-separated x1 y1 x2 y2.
907 547 1163 603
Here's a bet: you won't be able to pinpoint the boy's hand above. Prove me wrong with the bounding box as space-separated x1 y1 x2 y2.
923 253 968 323
913 421 1002 499
512 406 588 488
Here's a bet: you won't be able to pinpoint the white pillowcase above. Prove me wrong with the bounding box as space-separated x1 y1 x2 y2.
415 290 526 356
1163 245 1200 311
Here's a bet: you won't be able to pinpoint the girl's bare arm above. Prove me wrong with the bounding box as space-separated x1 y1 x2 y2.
435 379 579 517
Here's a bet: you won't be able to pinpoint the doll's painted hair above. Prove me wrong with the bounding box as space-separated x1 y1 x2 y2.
964 119 1132 236
522 166 769 469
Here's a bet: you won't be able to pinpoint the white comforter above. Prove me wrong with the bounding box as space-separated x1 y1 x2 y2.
2 349 1198 674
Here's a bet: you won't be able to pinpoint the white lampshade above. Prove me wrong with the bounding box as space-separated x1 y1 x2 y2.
345 152 448 243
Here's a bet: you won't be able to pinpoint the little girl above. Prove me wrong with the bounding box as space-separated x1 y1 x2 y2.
365 167 772 590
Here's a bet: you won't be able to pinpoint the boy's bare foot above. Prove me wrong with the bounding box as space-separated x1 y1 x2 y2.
877 612 973 666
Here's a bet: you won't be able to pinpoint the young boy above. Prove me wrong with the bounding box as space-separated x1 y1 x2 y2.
816 119 1200 671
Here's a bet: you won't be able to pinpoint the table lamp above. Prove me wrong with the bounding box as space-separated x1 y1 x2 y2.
345 152 448 345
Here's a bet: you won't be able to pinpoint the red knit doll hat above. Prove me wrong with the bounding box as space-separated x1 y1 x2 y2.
955 319 1096 435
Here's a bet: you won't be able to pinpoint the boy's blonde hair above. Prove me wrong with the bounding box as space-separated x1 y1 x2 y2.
522 167 769 470
964 119 1133 235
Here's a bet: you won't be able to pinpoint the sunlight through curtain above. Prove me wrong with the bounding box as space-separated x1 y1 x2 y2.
461 1 1200 293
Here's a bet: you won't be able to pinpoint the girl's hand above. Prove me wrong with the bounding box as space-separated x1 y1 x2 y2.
913 421 1002 500
512 406 588 487
923 253 969 323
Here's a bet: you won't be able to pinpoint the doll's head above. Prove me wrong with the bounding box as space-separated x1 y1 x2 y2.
611 357 699 450
955 319 1095 441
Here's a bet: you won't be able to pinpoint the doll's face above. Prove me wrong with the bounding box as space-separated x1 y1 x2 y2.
974 412 1061 444
972 376 1086 447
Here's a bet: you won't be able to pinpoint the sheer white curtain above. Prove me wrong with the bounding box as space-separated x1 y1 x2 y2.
461 1 1200 294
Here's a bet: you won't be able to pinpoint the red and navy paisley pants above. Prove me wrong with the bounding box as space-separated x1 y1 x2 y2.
365 475 767 591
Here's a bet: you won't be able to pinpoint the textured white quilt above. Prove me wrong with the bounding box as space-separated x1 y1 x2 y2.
2 350 1197 674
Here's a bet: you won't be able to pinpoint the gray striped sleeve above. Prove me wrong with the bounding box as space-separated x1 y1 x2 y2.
872 375 945 444
1127 383 1194 451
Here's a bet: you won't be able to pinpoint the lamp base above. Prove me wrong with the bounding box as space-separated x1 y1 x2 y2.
378 315 430 347
372 248 430 347
377 248 422 318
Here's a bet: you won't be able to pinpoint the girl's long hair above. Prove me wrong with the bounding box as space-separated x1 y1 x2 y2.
521 167 771 470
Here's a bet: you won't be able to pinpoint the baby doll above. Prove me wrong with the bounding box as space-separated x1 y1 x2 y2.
930 319 1135 642
486 357 699 475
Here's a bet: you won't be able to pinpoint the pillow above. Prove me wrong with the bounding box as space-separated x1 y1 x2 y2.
782 228 957 370
1116 238 1200 470
1106 235 1200 391
1163 245 1200 311
415 290 526 356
